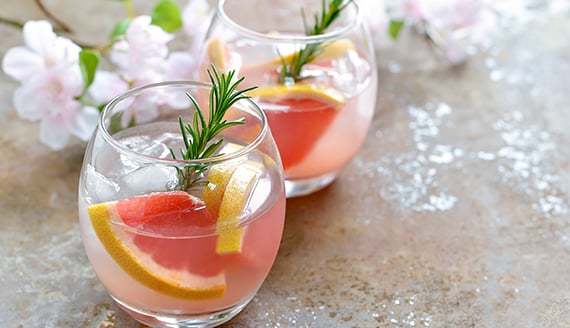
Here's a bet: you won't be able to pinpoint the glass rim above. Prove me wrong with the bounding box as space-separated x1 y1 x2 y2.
216 0 361 44
99 80 269 165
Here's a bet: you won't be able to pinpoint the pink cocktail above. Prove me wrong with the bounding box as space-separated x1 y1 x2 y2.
78 80 286 327
201 0 378 197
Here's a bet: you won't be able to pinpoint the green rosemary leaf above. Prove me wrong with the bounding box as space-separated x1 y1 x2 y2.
279 0 353 83
170 65 255 191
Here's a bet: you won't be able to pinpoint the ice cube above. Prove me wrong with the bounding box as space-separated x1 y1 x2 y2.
119 129 178 159
141 141 172 158
119 164 178 194
120 135 166 157
333 50 372 95
84 164 120 203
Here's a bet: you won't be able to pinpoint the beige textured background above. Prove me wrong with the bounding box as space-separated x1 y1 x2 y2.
1 1 569 327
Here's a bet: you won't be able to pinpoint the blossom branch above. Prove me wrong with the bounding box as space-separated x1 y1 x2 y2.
0 17 24 29
34 0 73 33
123 0 137 19
1 0 211 151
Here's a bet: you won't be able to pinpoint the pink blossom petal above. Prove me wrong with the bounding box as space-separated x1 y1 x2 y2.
3 20 81 84
124 16 173 62
22 20 81 67
51 37 81 65
134 104 160 123
89 70 129 104
109 40 130 72
13 81 44 121
165 51 196 80
110 16 173 81
360 0 388 31
385 0 425 23
13 68 83 121
39 116 70 150
182 0 212 55
59 66 84 96
127 16 174 52
68 106 100 141
22 20 57 57
1 47 45 82
120 91 160 126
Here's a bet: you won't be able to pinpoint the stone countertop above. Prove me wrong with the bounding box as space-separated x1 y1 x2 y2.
1 1 570 327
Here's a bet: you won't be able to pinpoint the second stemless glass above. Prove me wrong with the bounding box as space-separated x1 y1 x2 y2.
200 0 378 197
77 81 286 327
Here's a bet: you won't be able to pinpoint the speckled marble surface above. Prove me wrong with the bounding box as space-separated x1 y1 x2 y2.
1 1 570 327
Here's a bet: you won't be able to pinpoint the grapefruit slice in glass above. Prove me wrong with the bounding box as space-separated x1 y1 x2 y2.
87 191 226 300
247 84 346 170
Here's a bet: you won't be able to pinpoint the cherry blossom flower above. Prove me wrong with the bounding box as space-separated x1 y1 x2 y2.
3 4 202 150
109 15 174 82
164 51 197 81
2 20 80 82
420 0 496 63
182 0 213 60
384 0 426 24
368 0 496 63
90 50 196 128
90 15 194 127
88 70 130 106
89 69 163 128
2 20 99 150
358 0 391 48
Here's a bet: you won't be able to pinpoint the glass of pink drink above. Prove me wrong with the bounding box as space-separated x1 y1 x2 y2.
77 80 286 327
200 0 378 197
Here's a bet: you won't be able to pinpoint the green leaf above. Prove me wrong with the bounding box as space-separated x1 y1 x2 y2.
108 112 136 134
110 19 131 40
151 0 182 32
388 20 405 40
79 49 100 92
96 103 106 113
109 112 124 134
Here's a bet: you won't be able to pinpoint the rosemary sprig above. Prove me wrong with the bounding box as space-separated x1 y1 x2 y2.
278 0 353 83
170 65 257 192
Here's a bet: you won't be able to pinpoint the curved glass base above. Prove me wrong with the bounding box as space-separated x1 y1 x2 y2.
112 295 253 328
284 172 338 198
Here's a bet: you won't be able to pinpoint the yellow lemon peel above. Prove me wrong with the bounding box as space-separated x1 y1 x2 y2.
206 37 227 70
247 84 346 106
202 143 245 218
275 38 356 65
205 37 242 74
216 164 261 254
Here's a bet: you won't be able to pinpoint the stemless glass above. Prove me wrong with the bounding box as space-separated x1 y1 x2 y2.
77 81 286 327
200 0 378 197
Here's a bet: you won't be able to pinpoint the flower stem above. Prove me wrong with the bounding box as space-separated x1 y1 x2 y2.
0 17 23 29
124 0 137 19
